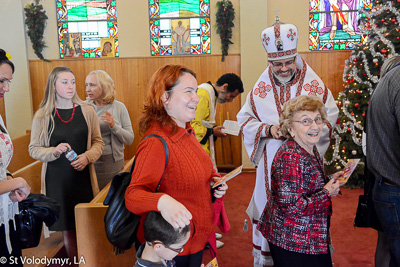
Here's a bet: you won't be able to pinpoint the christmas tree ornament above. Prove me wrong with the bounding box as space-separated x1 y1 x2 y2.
324 0 400 187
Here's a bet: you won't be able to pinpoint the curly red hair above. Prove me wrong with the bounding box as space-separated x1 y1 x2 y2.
139 64 196 134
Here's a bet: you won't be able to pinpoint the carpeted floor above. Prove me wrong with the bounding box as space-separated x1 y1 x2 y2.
202 171 377 266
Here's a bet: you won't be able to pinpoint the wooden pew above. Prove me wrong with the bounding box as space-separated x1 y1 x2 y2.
12 161 64 267
75 157 136 267
8 130 35 173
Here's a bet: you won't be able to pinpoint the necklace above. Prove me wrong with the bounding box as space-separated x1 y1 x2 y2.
55 104 75 124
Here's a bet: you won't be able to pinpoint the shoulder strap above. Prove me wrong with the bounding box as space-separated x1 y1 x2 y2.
129 134 169 192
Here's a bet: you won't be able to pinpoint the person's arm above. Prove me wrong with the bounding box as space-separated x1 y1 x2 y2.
0 177 30 202
125 137 191 228
29 115 60 162
110 102 134 145
237 92 274 166
273 152 332 217
190 91 212 144
82 107 104 164
125 138 168 214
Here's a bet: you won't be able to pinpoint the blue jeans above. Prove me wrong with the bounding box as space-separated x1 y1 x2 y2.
373 177 400 267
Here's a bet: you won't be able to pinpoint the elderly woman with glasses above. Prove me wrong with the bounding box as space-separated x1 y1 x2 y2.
257 95 343 267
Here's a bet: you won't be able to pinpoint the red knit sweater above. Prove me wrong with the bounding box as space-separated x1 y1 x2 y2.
125 122 218 255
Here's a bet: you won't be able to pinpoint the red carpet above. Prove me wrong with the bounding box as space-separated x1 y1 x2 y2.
203 172 377 266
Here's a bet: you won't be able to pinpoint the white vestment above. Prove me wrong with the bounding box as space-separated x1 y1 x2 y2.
237 55 339 266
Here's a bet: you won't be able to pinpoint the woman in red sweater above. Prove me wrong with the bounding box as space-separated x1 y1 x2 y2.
125 65 228 267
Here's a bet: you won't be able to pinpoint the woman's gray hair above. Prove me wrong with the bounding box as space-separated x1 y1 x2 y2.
279 95 327 139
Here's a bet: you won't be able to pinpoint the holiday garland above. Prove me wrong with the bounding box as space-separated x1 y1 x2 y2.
24 0 49 62
216 0 235 62
324 0 400 188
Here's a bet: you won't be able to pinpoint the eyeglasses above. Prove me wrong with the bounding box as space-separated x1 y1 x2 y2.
269 59 296 69
293 117 325 126
0 79 11 86
149 241 185 254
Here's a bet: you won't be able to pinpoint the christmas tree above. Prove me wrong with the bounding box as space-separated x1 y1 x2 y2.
324 0 400 188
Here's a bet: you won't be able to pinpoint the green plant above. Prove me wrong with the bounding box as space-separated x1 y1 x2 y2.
24 0 49 62
216 0 235 62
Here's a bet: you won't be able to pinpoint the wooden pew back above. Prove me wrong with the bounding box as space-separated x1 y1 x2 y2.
75 157 136 267
8 131 34 173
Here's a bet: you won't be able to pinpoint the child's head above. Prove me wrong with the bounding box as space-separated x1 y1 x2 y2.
143 211 191 261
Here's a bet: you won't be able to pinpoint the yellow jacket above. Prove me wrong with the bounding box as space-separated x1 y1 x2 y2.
190 87 215 155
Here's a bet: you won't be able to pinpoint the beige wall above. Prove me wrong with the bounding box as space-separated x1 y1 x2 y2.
267 0 309 52
0 0 33 138
27 0 241 60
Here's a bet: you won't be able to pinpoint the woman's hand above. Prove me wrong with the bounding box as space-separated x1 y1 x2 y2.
323 178 341 197
331 171 345 186
8 177 30 202
157 194 192 228
71 155 89 171
100 110 115 128
53 143 72 157
211 177 228 199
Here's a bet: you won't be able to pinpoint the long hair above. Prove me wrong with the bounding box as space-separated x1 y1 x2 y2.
86 70 116 104
35 66 85 141
139 64 196 134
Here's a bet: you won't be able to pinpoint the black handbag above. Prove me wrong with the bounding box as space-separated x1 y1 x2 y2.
354 160 382 231
18 193 60 249
103 134 169 253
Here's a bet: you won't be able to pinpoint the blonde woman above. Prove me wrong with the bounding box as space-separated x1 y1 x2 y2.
29 66 103 264
85 70 134 190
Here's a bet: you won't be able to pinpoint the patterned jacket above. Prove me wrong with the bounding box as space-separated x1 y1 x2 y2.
257 139 332 254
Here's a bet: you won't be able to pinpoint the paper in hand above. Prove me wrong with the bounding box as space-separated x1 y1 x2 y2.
337 158 360 184
212 165 243 188
205 257 219 267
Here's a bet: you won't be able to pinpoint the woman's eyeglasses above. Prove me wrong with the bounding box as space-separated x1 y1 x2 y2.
293 117 324 126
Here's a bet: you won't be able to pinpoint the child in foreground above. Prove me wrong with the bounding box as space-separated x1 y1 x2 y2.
134 211 190 267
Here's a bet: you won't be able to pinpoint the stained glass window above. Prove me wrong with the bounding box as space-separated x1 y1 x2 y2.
56 0 119 59
309 0 372 50
149 0 211 56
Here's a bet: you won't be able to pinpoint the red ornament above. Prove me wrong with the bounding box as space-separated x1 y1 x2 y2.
355 103 359 108
353 58 357 62
367 102 370 105
392 19 397 23
356 90 361 94
343 146 346 151
351 112 354 116
362 113 365 117
347 128 351 133
336 119 340 124
381 49 387 54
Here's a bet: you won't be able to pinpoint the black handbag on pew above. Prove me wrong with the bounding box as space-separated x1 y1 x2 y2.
103 134 169 253
18 193 60 249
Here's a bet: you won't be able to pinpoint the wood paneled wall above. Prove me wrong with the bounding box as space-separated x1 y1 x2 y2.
28 51 351 168
300 50 351 97
29 55 242 167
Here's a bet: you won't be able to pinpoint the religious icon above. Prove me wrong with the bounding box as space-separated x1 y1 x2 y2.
63 33 82 58
171 19 190 55
101 38 115 57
